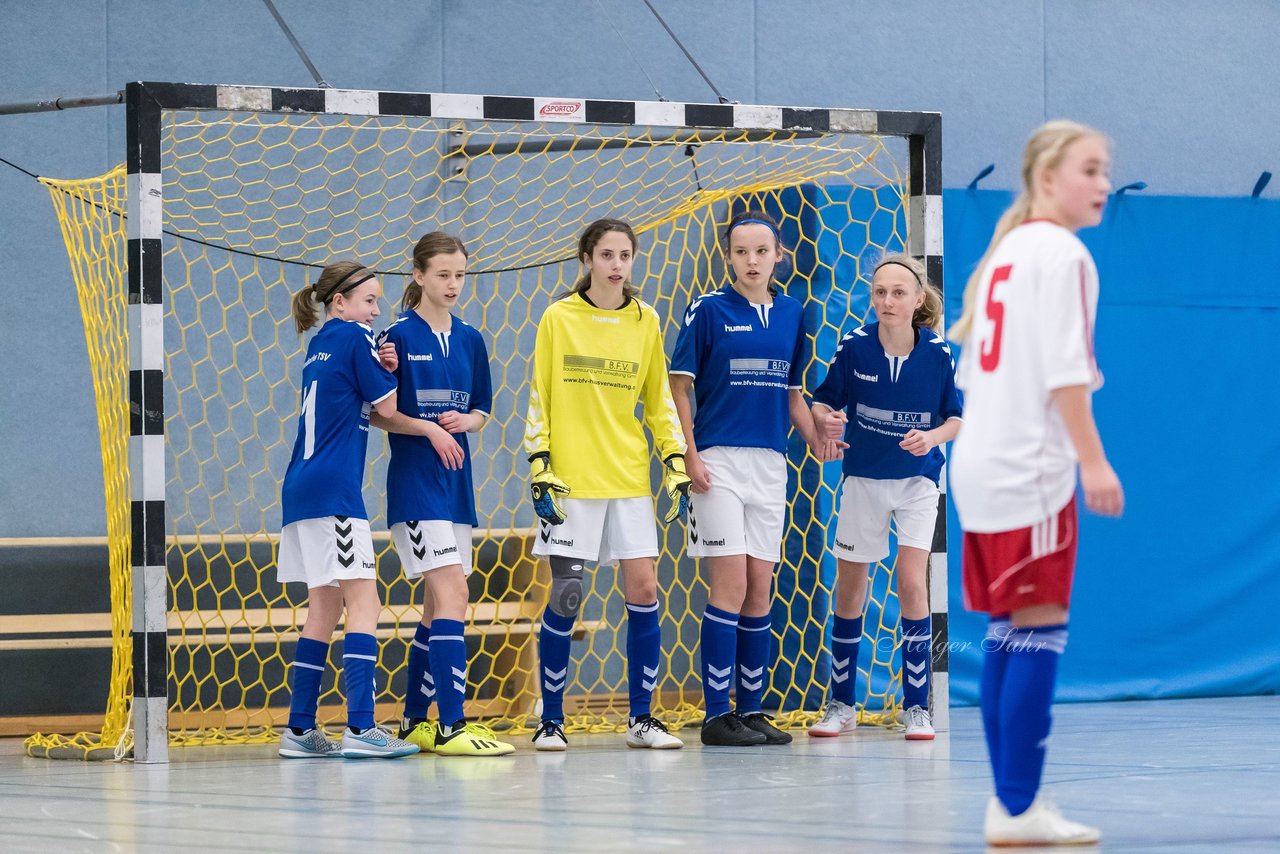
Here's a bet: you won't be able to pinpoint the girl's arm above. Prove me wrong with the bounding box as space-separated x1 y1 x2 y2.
792 390 846 461
899 417 962 456
1051 384 1123 516
368 410 465 471
669 374 711 493
437 410 486 433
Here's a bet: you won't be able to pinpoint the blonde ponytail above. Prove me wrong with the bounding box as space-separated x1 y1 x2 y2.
949 120 1105 342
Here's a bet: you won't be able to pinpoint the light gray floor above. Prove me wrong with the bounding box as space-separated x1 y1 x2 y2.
1 696 1277 853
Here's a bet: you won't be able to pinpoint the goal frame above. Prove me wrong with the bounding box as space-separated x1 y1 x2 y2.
124 80 946 764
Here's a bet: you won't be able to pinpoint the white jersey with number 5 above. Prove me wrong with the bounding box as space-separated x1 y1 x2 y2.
950 220 1101 533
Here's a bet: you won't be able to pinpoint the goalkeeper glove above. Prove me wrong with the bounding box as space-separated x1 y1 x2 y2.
529 452 570 526
661 454 692 524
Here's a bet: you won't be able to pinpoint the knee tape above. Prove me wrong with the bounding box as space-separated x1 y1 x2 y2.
548 555 584 618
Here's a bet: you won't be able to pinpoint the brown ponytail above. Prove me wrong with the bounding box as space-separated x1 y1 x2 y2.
291 260 373 334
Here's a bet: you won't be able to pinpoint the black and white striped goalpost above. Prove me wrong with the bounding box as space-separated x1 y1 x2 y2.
125 83 168 763
119 82 945 760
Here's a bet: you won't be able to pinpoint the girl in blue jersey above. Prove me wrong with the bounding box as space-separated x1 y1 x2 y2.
277 260 418 760
371 232 513 757
670 211 840 747
808 254 961 741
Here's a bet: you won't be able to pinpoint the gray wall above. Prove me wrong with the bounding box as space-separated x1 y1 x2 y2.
2 0 1277 537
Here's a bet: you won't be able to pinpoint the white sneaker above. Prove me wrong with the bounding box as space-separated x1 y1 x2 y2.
339 725 420 759
625 715 683 749
808 700 857 737
902 705 935 740
984 796 1101 847
532 719 568 751
279 727 341 758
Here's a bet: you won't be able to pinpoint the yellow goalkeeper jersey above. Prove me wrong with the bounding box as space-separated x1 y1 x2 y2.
525 292 685 498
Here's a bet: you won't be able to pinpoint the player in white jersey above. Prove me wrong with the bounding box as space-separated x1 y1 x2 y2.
949 121 1124 847
371 233 513 757
809 254 962 742
670 210 837 747
524 218 692 751
277 261 417 760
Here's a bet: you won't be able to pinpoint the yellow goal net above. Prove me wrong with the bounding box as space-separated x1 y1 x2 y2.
28 85 944 758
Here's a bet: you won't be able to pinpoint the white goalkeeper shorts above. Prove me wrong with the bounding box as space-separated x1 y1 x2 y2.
391 521 474 578
833 475 940 563
686 446 787 563
532 496 659 564
277 516 377 589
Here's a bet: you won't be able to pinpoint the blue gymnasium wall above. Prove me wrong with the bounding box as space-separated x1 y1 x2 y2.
1 1 1278 705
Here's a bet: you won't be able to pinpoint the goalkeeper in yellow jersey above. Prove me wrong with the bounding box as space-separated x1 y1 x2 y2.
525 218 690 751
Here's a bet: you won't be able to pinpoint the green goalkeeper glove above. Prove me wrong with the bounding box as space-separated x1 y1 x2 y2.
661 454 693 524
529 452 570 526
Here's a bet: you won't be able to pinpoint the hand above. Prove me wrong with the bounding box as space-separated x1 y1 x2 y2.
423 420 465 470
437 410 479 434
1080 459 1124 517
685 450 713 494
661 454 693 524
529 453 571 525
899 428 936 457
378 342 398 372
813 406 848 441
816 437 847 462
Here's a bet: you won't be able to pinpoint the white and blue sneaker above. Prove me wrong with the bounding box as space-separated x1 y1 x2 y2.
340 725 420 759
279 727 341 758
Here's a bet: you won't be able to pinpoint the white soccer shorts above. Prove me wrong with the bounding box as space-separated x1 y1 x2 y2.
277 516 377 588
834 475 940 563
391 521 474 578
532 496 659 564
686 446 787 563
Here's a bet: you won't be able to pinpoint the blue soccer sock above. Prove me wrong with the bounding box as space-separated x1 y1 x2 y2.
831 614 863 707
341 632 378 732
428 618 467 727
735 613 771 715
996 623 1068 817
700 605 739 720
538 607 575 722
980 616 1012 773
287 637 329 732
626 601 661 719
402 621 433 722
901 615 932 710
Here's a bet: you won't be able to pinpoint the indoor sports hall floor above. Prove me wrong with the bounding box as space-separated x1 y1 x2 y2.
1 696 1276 853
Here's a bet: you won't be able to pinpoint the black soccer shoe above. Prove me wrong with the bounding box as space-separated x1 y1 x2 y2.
740 712 793 745
700 712 767 747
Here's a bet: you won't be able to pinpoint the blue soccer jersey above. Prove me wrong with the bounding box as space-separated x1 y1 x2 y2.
670 286 806 453
281 319 397 526
812 322 963 483
378 311 493 527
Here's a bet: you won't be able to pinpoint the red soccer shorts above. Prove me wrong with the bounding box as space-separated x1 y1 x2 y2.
962 498 1078 615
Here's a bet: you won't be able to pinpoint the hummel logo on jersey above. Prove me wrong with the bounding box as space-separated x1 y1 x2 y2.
550 536 574 548
703 538 726 547
431 545 458 557
723 324 752 333
835 538 856 552
592 314 621 324
854 369 878 382
407 353 433 361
